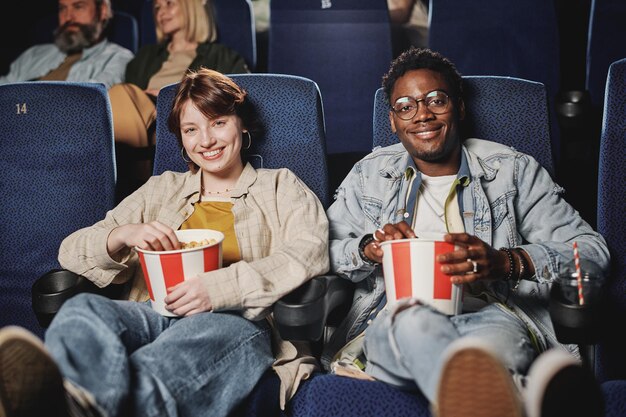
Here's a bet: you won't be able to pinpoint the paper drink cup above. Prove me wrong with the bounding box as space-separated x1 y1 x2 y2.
380 238 463 315
135 229 224 316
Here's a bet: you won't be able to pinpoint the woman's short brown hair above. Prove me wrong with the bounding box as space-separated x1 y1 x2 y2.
168 68 259 170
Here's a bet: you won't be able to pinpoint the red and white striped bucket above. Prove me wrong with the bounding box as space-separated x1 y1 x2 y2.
136 229 224 316
380 238 463 315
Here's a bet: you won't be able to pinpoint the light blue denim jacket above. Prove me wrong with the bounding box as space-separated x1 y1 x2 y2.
0 40 133 89
323 139 609 367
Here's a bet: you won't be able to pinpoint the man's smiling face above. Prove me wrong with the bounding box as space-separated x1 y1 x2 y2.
389 68 465 175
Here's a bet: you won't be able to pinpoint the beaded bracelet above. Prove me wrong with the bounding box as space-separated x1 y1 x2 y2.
512 248 529 290
358 234 379 266
499 248 515 282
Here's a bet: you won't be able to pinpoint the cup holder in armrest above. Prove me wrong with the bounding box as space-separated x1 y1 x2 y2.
32 269 94 328
32 269 127 329
273 274 353 342
549 283 604 345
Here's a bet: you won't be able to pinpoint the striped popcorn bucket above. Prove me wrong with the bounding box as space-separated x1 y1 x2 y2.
380 238 463 315
136 229 224 316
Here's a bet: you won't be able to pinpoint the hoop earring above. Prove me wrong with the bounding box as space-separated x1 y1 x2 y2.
242 131 252 150
181 148 191 163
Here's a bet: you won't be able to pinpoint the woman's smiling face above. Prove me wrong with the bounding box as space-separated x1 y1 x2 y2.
180 100 245 178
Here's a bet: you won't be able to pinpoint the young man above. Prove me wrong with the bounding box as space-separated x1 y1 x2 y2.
0 0 132 89
324 47 607 417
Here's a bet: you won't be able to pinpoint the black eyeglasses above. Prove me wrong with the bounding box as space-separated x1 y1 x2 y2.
391 91 452 120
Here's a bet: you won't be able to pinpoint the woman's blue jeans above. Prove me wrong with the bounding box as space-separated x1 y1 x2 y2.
44 293 274 417
363 302 538 403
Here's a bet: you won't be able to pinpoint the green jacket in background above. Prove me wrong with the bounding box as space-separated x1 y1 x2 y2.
124 41 250 89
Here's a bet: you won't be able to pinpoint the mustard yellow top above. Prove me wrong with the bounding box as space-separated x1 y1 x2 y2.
180 199 241 266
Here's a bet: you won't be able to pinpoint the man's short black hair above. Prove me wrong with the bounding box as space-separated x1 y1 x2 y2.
382 47 463 105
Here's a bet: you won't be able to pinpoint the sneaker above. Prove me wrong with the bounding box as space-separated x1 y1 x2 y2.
434 337 524 417
0 326 67 417
64 380 104 417
524 348 604 417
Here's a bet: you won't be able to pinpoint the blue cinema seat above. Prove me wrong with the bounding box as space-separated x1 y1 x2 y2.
603 380 626 417
0 82 116 337
428 0 561 165
106 10 140 54
596 58 626 416
268 0 392 156
212 0 257 71
585 0 626 111
138 0 157 48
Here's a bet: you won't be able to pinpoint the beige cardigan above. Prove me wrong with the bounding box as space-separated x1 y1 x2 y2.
58 163 330 408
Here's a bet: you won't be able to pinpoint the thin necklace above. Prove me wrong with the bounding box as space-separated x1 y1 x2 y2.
201 185 232 195
418 184 445 218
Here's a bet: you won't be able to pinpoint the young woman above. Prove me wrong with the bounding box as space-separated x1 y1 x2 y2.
0 68 328 417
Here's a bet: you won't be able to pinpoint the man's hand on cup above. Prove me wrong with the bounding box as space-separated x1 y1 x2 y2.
364 221 417 264
436 233 509 284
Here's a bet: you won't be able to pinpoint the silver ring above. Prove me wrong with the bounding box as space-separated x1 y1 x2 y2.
467 258 478 273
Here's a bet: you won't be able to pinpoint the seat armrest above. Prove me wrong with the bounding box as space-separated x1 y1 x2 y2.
31 269 126 328
273 274 353 341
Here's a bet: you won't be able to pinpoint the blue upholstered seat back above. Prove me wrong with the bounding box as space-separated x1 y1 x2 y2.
139 0 157 47
107 10 139 53
154 73 330 208
0 82 116 336
596 58 626 382
373 76 555 177
268 0 392 155
602 380 626 416
428 0 561 162
585 0 626 109
212 0 257 71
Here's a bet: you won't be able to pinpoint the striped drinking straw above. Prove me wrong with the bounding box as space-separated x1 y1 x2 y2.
573 241 585 306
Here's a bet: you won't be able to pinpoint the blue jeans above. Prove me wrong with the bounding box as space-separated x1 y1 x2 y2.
44 293 274 417
363 302 538 403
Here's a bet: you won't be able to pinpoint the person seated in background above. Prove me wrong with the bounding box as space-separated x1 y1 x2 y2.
0 68 328 417
324 47 607 417
109 0 250 200
0 0 133 89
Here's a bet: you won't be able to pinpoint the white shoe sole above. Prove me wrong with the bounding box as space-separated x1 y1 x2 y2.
0 326 66 417
525 348 603 417
435 338 524 417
